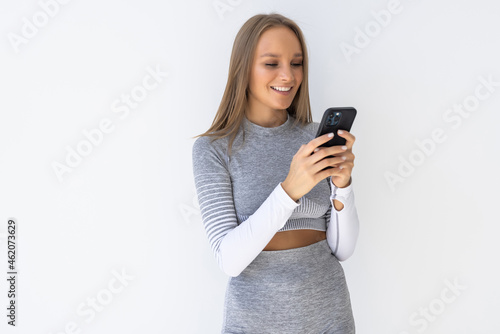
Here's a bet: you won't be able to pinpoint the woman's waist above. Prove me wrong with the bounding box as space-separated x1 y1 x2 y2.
263 229 326 251
235 237 337 284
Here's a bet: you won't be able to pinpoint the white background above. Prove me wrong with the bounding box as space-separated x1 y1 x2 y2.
1 0 499 333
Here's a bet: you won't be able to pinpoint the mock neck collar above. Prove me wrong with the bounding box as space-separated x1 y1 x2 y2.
242 113 293 136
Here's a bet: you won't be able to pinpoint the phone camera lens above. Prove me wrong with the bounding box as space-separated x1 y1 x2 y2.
326 111 342 126
332 112 341 126
326 114 334 126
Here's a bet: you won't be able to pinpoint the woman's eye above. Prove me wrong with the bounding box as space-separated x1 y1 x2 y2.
265 62 302 67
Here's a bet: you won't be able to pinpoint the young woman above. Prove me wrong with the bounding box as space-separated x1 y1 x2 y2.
192 13 359 333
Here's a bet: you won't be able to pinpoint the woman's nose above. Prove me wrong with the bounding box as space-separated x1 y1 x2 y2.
279 65 294 81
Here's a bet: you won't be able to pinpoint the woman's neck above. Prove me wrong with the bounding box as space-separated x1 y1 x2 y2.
244 107 288 128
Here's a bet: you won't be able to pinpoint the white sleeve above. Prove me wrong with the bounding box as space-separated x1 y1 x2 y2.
325 178 360 261
216 183 299 276
192 137 300 277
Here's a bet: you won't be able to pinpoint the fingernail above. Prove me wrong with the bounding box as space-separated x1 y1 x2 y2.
328 133 334 138
314 148 319 152
342 156 347 160
338 130 344 134
342 146 347 150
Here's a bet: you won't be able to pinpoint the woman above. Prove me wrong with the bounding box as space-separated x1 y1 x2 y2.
192 13 359 333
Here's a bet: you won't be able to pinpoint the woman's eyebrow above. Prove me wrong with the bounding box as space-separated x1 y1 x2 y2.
260 52 303 58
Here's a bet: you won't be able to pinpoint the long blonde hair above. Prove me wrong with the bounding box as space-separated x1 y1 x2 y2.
196 13 312 153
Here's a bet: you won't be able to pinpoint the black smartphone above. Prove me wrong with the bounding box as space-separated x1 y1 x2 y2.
315 107 357 147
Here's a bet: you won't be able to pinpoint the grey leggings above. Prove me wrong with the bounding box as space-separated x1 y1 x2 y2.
221 239 355 333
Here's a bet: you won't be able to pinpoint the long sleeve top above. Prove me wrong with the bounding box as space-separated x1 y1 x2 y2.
192 113 359 277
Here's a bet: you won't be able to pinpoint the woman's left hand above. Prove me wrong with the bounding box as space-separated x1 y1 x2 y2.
314 129 356 188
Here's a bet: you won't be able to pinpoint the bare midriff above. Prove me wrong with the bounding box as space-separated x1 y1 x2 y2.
263 229 326 251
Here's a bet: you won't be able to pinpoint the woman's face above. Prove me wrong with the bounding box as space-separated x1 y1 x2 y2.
247 26 304 117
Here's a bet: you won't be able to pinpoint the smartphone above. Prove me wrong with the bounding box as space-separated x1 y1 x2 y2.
315 107 357 147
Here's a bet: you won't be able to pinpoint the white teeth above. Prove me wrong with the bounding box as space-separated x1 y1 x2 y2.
271 86 292 92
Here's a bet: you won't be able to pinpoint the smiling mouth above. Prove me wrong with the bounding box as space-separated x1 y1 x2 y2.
271 86 292 92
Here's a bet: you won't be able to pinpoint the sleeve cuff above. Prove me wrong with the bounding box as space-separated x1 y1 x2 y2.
330 178 353 201
278 182 302 208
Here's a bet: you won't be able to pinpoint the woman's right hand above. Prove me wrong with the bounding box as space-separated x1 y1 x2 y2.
281 132 348 202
